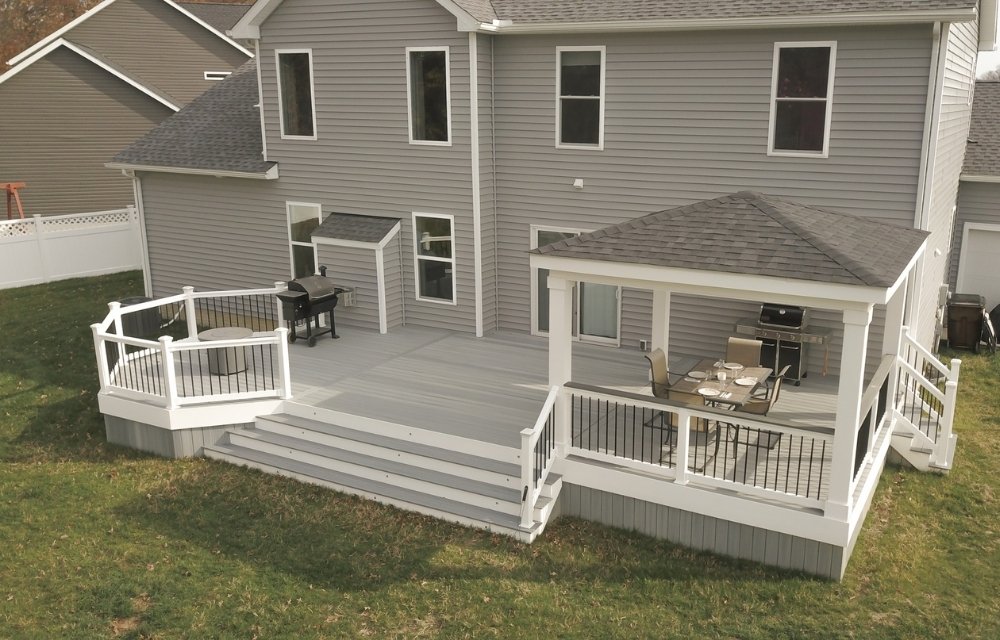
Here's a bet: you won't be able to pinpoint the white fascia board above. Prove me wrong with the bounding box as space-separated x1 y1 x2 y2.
8 0 251 67
960 173 1000 182
313 237 379 250
105 162 279 180
531 254 889 308
474 8 978 34
980 0 999 51
0 39 180 111
377 221 402 249
230 0 283 39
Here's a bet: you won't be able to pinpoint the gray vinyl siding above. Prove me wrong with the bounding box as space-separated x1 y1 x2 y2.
479 34 499 333
915 20 978 349
495 25 931 372
257 0 477 333
0 48 172 216
67 0 250 105
950 180 1000 288
316 244 381 331
558 484 846 580
383 235 405 328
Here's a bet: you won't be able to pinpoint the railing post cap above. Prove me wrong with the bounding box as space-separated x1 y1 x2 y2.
182 285 194 293
107 301 121 310
158 335 174 344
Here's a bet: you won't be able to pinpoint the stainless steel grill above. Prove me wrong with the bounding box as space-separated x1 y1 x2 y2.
733 304 831 385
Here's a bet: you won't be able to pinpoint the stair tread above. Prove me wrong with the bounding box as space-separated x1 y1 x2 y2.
232 428 521 503
259 413 519 476
205 443 539 533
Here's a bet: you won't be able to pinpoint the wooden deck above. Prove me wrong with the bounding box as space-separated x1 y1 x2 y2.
286 326 840 449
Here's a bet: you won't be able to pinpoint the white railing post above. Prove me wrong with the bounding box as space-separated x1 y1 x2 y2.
275 328 293 399
674 410 690 486
274 281 287 329
91 323 111 390
182 286 198 339
109 301 125 367
932 359 961 467
159 336 179 409
519 428 534 528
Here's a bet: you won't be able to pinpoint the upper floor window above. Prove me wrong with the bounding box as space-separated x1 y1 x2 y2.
557 46 605 149
412 213 456 303
406 47 451 145
768 42 836 157
277 49 316 139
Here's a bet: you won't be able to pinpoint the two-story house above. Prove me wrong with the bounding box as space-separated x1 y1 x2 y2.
93 0 994 579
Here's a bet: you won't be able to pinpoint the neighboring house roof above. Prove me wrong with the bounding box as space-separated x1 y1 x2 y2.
108 59 276 178
313 214 402 246
7 0 252 67
177 2 253 32
0 38 180 111
534 192 928 288
962 81 1000 179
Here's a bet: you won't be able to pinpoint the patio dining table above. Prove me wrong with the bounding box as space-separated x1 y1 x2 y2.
671 357 772 407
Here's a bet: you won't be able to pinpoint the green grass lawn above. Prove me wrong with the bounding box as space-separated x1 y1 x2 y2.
1 272 998 639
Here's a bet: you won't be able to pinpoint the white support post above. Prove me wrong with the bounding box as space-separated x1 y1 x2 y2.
826 306 872 521
159 336 179 409
274 281 287 329
276 327 293 400
109 301 125 368
932 359 961 467
674 411 691 486
519 428 534 528
91 323 111 390
549 276 574 454
182 286 198 339
883 279 907 407
651 288 671 356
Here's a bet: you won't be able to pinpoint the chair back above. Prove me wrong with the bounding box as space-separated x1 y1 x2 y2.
726 337 763 367
645 348 670 398
666 387 707 429
769 364 792 408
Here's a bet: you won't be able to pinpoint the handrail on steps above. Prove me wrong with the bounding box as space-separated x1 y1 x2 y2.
519 385 561 529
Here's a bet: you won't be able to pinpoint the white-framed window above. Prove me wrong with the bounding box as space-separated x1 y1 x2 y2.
556 46 606 150
406 47 452 145
286 202 322 278
276 49 317 140
412 213 456 304
204 71 231 81
767 42 837 157
530 225 584 335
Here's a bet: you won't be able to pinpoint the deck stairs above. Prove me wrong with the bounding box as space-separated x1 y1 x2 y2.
890 404 956 473
203 401 561 541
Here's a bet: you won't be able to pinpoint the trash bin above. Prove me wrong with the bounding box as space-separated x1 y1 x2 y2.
947 294 986 351
119 296 159 338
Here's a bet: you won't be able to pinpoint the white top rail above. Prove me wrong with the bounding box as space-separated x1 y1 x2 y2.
860 353 896 417
521 385 561 440
96 333 161 350
167 335 280 351
189 286 284 299
901 328 951 378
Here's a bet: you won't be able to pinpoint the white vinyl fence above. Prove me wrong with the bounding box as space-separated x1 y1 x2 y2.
0 208 142 290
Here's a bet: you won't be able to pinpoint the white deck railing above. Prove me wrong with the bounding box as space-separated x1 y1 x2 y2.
895 327 961 468
91 284 292 409
520 385 560 528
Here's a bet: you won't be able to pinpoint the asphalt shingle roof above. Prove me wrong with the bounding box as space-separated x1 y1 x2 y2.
313 213 400 244
534 192 928 288
111 59 274 175
963 81 1000 177
455 0 976 24
178 2 253 32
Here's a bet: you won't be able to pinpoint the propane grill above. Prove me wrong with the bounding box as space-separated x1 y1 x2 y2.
276 266 344 346
734 304 831 385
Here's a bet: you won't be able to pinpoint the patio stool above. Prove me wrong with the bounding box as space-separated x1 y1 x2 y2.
199 327 252 375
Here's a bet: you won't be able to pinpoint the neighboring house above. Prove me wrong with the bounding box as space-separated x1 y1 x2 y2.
0 0 252 216
94 0 994 579
950 80 1000 309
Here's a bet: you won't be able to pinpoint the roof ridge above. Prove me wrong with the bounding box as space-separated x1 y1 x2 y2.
748 193 887 285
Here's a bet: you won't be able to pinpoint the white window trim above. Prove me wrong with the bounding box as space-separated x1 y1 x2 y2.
767 41 837 158
276 48 318 141
530 224 591 337
412 212 457 305
204 71 231 81
405 46 453 146
285 201 322 278
555 46 606 151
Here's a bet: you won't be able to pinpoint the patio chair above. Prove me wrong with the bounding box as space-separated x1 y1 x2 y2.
644 348 683 398
725 337 763 367
726 365 791 457
662 387 719 469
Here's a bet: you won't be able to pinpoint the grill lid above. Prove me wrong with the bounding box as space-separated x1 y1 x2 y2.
759 304 807 329
288 275 339 300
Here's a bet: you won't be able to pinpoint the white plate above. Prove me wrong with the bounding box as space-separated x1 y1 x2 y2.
697 387 721 397
734 377 757 387
687 371 708 380
723 362 744 370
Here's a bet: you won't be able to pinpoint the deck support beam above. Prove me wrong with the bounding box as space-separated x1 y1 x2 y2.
548 276 574 454
826 305 872 521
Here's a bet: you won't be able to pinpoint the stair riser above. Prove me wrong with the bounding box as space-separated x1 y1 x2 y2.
226 433 523 516
254 420 517 487
204 449 534 542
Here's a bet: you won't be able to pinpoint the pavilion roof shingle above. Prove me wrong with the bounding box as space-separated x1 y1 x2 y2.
534 192 928 288
453 0 977 24
111 59 274 175
963 81 1000 177
312 213 401 244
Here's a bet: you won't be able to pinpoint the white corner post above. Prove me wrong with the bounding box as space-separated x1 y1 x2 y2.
274 281 287 329
108 301 125 366
182 286 198 339
882 277 908 414
548 274 574 454
651 288 671 356
91 323 110 391
159 335 178 410
826 305 872 521
275 327 293 400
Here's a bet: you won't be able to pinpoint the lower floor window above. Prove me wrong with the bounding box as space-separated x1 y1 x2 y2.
287 202 322 278
413 213 455 303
